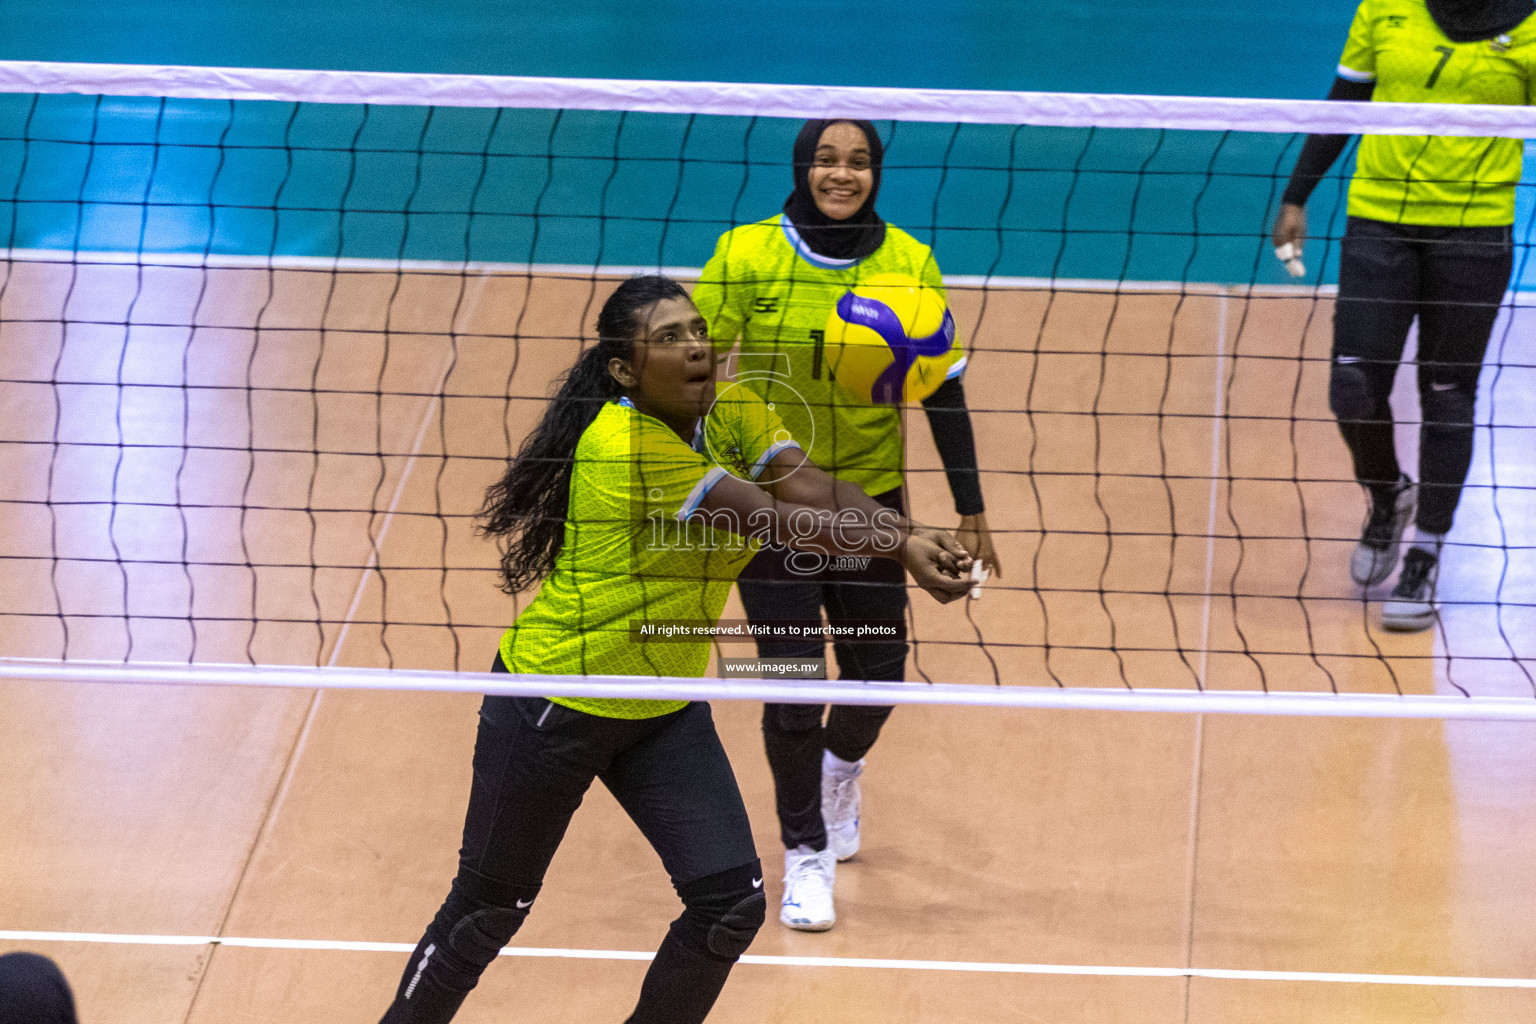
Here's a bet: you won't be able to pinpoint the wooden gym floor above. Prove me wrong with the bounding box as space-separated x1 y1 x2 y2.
1 261 1535 1022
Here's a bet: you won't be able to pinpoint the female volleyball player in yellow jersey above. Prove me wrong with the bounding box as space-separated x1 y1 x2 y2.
378 276 971 1024
692 118 1001 932
1273 0 1534 631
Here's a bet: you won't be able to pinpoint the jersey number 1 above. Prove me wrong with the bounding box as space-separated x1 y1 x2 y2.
1426 45 1454 90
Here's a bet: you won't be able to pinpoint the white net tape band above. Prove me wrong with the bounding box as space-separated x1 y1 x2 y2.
3 659 1534 721
3 60 1536 137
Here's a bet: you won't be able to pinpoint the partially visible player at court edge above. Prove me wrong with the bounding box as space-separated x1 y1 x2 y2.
377 276 972 1024
1272 0 1534 631
693 119 1001 931
0 951 79 1023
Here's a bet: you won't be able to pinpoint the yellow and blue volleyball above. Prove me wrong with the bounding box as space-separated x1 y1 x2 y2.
823 273 960 405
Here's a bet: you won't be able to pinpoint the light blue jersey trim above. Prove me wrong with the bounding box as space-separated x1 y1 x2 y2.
944 354 968 380
780 214 866 270
750 439 802 480
676 467 729 520
1337 63 1375 83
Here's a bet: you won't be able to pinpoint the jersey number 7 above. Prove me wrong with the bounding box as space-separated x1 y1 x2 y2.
1426 45 1454 90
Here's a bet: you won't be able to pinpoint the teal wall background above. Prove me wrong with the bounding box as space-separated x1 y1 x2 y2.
0 1 1356 98
1 1 1529 285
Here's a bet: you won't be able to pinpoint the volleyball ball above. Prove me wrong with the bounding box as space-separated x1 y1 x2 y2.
823 274 960 405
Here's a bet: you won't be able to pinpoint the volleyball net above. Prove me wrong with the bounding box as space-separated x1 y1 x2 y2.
1 61 1533 716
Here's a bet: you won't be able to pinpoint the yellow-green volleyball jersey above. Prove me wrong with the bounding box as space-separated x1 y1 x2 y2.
499 384 799 719
692 215 966 499
1339 0 1536 225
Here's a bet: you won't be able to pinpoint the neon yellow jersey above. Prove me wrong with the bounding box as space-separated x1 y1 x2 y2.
499 384 799 719
692 215 966 498
1339 0 1536 226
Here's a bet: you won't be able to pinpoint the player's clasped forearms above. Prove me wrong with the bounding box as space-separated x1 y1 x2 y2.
640 500 904 554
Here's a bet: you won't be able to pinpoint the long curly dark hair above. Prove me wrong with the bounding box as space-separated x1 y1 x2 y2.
478 275 691 593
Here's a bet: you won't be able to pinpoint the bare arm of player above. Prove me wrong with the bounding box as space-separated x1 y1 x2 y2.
754 447 880 518
697 455 973 604
755 447 966 563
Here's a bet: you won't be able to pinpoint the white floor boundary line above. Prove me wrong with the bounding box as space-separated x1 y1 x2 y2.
3 930 1534 988
1178 294 1226 1019
1197 292 1228 687
0 248 1351 296
325 339 461 664
261 278 483 835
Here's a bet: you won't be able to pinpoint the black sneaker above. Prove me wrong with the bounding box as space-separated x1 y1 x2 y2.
1381 547 1438 632
1350 477 1415 587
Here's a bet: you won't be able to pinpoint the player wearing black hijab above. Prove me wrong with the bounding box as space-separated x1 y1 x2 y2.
1273 0 1535 630
1426 0 1534 39
779 118 889 261
693 118 1001 931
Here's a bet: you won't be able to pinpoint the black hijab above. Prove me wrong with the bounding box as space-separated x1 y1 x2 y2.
1426 0 1534 41
783 118 887 262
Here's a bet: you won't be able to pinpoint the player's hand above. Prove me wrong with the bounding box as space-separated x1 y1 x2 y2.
910 524 973 566
1272 202 1306 251
902 532 973 604
956 512 1002 578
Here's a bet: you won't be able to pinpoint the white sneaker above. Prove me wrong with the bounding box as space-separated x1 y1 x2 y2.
822 755 863 862
780 846 835 931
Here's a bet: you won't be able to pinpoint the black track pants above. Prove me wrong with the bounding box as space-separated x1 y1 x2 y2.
736 487 909 851
1331 216 1511 534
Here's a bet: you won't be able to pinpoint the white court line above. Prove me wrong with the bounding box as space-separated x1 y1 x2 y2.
326 356 457 665
263 275 489 834
1175 290 1228 1012
323 267 492 668
1197 292 1228 687
3 930 1535 988
0 248 1344 297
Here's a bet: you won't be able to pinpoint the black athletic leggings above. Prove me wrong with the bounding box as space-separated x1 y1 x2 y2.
1331 216 1512 534
379 657 762 1024
736 486 909 851
0 952 77 1023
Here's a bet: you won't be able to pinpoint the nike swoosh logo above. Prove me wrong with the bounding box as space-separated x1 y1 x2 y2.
752 878 763 889
516 898 534 908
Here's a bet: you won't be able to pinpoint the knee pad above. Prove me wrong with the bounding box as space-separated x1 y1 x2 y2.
446 907 524 969
707 890 767 960
1329 358 1387 423
432 874 539 973
765 702 824 735
1421 377 1477 431
672 860 767 962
